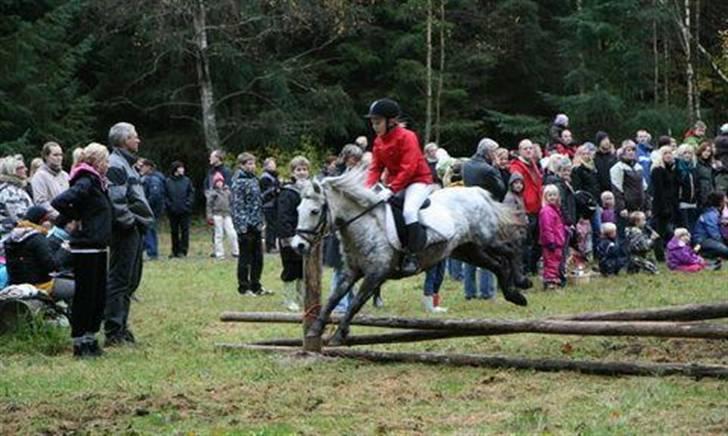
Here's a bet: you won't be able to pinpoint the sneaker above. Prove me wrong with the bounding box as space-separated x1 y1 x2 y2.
243 290 259 297
123 330 136 344
258 287 274 295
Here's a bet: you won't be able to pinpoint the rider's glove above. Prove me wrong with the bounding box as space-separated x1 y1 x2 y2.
376 187 393 202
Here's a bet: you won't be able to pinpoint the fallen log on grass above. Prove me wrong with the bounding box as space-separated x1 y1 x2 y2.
249 329 470 347
221 312 728 340
553 302 728 322
224 344 728 379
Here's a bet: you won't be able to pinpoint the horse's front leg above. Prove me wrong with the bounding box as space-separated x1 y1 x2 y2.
328 273 386 346
306 268 362 339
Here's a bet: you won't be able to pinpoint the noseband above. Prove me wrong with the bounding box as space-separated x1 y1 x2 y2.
295 202 330 246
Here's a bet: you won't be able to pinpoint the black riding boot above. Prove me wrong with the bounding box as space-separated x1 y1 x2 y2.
401 222 427 275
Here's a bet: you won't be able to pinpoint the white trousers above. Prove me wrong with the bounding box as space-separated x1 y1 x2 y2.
213 215 239 258
403 183 434 225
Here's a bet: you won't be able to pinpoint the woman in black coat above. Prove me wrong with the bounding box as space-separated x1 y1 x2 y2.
695 141 715 211
52 143 113 358
649 146 679 261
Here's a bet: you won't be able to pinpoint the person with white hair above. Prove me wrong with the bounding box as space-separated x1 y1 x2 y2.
105 122 154 346
610 140 647 236
0 155 33 241
462 137 505 201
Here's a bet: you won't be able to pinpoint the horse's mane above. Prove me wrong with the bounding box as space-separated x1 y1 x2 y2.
321 161 380 207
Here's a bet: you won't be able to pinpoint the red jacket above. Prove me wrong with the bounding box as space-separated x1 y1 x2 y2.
366 126 433 192
509 157 543 214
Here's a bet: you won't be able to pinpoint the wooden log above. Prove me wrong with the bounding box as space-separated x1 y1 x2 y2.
250 329 468 347
302 241 322 352
226 344 728 379
220 312 728 340
557 302 728 322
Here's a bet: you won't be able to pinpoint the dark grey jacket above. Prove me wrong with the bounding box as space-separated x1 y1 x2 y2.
107 148 153 230
462 154 506 201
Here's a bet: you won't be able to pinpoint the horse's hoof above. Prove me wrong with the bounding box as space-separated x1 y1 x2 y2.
504 290 528 306
515 276 533 290
327 329 349 347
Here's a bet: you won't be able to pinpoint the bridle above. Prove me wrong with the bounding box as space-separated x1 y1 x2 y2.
295 197 386 245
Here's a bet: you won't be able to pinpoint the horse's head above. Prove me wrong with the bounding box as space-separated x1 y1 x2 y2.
292 179 328 255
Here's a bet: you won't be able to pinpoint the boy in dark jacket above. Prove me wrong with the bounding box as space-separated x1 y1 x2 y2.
277 156 310 311
231 153 265 295
139 159 165 260
52 142 113 358
165 161 194 257
624 211 659 274
596 223 628 276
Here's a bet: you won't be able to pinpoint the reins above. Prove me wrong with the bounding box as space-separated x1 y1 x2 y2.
295 198 386 244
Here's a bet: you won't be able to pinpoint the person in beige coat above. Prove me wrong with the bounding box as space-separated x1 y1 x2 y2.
30 141 69 221
206 172 239 259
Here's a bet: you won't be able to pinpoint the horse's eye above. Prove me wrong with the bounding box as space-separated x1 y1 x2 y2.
311 209 320 215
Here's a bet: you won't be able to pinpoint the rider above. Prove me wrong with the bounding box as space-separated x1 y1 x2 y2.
364 98 434 274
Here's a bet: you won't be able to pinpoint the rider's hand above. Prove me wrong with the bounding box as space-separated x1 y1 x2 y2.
376 187 392 202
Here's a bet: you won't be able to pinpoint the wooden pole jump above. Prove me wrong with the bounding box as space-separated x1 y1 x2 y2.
220 312 728 340
221 344 728 379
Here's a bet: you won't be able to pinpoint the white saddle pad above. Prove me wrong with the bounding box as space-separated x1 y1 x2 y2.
384 202 455 251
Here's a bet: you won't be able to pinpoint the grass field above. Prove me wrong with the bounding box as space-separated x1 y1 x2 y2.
1 224 727 434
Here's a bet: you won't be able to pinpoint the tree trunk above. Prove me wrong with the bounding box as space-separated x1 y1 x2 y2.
424 0 433 145
434 0 445 145
653 0 659 106
193 0 221 151
684 0 695 123
694 0 701 119
664 26 670 105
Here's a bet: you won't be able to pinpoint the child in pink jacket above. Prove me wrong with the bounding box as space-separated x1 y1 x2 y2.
539 184 567 289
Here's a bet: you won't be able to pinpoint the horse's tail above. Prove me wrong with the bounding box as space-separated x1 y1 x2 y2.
474 188 521 242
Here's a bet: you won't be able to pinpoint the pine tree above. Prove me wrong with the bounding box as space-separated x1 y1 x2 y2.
0 0 94 155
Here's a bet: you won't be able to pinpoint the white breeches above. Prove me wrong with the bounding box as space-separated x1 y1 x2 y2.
403 183 434 225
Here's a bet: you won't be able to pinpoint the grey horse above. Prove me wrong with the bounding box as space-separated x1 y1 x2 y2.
292 165 530 345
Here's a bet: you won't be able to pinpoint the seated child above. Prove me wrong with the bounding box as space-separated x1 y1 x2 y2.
600 191 616 224
624 211 659 274
666 228 705 272
596 222 628 276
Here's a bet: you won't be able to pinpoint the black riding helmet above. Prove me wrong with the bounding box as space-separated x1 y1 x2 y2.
365 98 401 119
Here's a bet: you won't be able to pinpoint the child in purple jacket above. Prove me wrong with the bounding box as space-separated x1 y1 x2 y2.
666 228 705 272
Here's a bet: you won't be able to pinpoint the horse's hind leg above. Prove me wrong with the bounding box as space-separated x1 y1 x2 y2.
306 267 362 339
328 273 386 346
452 244 527 307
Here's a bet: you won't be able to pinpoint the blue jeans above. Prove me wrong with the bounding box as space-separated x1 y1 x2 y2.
330 268 353 312
447 258 463 281
424 260 446 296
143 220 159 258
463 263 495 299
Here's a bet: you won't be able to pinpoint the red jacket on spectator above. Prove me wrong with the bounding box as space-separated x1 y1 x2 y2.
509 157 543 214
553 142 577 159
366 125 433 192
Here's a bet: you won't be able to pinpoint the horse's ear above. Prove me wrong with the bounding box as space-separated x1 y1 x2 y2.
312 181 322 195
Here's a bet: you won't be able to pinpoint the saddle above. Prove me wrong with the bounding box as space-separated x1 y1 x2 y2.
383 191 456 252
387 191 431 247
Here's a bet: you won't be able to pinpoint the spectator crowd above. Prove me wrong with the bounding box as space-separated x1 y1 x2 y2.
2 114 728 357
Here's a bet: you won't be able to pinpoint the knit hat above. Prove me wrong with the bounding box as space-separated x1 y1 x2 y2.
720 123 728 135
595 131 609 146
554 113 569 127
23 206 49 225
212 172 225 185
